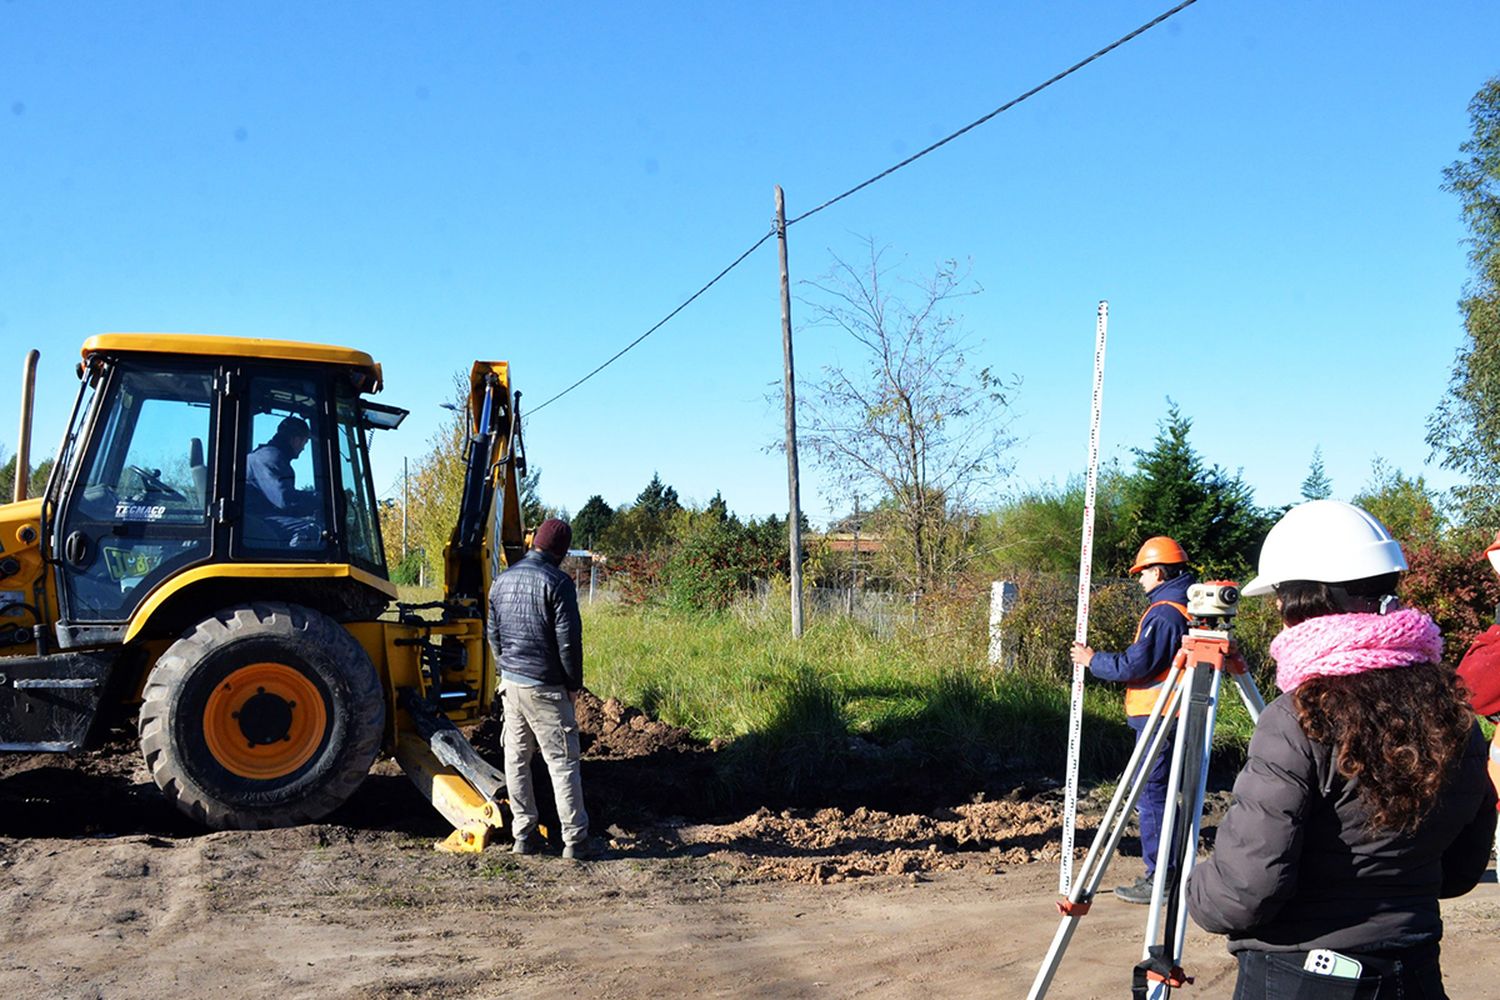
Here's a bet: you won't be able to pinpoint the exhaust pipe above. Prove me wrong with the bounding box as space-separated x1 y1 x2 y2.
15 349 38 502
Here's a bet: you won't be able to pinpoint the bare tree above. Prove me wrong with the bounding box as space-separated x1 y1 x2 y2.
796 239 1019 594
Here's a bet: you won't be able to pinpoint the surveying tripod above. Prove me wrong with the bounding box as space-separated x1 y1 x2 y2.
1029 583 1267 999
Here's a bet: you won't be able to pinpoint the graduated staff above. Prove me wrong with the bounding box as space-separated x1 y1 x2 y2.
487 518 597 860
1070 536 1194 905
1187 500 1495 998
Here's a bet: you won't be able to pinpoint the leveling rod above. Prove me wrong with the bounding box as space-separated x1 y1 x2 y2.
1059 300 1108 895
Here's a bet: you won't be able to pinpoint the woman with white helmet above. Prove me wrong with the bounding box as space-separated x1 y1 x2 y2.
1187 500 1496 999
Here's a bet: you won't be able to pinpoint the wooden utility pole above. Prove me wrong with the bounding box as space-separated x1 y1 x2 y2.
851 494 861 605
775 185 805 638
402 456 410 558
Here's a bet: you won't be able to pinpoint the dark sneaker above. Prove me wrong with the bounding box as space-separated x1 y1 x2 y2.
562 839 604 861
1114 875 1154 905
511 837 539 856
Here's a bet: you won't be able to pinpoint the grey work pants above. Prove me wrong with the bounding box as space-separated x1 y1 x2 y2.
501 680 589 846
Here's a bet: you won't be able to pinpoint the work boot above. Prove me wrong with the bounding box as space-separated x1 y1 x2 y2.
1114 874 1154 905
511 836 539 856
562 838 604 861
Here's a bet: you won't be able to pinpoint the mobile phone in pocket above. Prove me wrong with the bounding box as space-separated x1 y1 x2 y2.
1303 949 1364 979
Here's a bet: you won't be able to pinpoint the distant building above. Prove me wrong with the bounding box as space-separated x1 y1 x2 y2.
819 532 884 554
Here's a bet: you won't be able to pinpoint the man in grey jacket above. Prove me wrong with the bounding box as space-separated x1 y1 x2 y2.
487 518 595 859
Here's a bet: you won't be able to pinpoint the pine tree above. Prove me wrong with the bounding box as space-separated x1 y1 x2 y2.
635 473 681 518
1124 402 1272 577
572 495 615 549
597 474 684 557
705 490 730 523
1300 446 1333 501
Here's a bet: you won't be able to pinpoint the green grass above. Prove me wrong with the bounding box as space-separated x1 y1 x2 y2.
399 583 1258 803
580 600 1186 792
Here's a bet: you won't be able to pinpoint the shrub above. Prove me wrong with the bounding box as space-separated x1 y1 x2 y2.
609 552 668 606
994 571 1141 681
1401 535 1500 665
664 519 770 613
388 549 426 586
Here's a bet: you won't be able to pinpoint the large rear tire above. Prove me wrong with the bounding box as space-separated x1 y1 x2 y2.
139 602 385 829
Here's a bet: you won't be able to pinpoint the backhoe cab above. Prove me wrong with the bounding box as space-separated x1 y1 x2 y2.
0 335 527 850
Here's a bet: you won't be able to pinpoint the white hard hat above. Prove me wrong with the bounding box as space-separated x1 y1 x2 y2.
1242 499 1407 597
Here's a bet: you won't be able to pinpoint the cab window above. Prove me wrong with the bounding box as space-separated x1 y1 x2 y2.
58 364 215 621
239 376 329 554
335 391 385 572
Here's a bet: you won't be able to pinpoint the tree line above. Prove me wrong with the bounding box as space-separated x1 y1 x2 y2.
381 75 1500 646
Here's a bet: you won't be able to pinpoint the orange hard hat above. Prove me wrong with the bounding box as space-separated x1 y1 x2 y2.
1130 536 1188 574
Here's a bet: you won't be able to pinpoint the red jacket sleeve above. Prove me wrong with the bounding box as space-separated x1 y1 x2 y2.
1457 625 1500 717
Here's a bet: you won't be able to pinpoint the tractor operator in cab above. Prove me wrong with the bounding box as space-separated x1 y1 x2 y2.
487 518 597 860
244 415 321 548
1070 535 1194 904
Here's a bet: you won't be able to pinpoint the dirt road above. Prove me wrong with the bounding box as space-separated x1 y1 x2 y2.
1 699 1495 999
2 761 1496 999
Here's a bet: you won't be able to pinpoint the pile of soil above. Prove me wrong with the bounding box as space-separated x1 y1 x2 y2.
573 692 702 757
663 799 1101 885
467 689 705 759
467 689 721 827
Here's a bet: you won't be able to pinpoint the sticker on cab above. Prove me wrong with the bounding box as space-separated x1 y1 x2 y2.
102 546 164 582
115 502 168 522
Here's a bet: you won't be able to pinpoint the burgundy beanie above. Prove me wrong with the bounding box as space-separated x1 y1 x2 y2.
532 518 572 559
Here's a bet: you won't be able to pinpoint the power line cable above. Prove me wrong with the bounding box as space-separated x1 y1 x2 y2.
528 0 1199 415
788 0 1199 225
529 231 775 414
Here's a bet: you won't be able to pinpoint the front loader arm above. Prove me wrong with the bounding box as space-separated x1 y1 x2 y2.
443 362 527 608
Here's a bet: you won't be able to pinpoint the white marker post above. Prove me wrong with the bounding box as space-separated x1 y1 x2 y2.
1059 300 1108 896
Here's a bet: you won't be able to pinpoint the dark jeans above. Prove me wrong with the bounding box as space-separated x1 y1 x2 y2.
1128 714 1175 876
1231 946 1445 1000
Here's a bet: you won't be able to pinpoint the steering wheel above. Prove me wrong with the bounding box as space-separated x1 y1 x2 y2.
127 465 186 501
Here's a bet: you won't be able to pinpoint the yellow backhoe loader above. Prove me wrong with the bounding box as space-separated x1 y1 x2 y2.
1 334 527 851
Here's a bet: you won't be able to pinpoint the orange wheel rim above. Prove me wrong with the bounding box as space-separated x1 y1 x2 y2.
202 662 328 780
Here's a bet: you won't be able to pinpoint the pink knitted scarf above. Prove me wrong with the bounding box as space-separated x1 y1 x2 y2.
1270 608 1443 693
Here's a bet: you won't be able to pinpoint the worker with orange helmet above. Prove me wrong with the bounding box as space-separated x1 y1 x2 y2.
1070 535 1194 904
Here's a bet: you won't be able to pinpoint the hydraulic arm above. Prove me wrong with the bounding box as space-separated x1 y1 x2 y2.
392 360 531 852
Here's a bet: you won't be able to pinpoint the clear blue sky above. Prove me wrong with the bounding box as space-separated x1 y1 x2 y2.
4 1 1497 526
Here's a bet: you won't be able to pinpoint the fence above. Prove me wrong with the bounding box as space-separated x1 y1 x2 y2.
748 578 914 637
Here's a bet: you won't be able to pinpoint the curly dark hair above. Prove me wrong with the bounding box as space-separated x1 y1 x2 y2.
1277 579 1475 833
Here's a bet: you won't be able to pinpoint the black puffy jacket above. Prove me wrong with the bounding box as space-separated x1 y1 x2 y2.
486 549 583 690
1187 693 1496 955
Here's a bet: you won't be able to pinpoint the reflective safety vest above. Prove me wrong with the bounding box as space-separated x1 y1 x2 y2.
1123 600 1190 718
